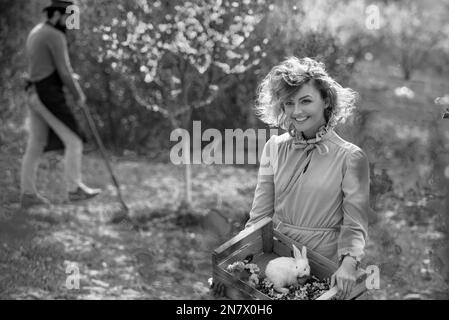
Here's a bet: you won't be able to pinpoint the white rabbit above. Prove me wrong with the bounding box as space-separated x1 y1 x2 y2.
264 244 311 294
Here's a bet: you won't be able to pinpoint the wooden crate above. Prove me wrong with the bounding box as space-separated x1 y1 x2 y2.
212 217 367 300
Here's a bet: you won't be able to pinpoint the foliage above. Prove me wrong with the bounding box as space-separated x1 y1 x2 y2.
2 0 449 153
67 0 378 152
0 0 41 154
376 0 449 80
69 0 273 153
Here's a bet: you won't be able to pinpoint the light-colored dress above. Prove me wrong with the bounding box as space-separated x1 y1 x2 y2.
245 128 370 263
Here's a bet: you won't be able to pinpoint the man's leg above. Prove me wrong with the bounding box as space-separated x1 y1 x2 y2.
20 107 48 194
27 91 100 200
20 105 52 208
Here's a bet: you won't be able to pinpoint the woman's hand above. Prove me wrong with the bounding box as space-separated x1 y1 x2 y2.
331 255 358 300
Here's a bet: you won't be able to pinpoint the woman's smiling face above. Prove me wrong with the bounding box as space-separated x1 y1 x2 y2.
283 82 329 139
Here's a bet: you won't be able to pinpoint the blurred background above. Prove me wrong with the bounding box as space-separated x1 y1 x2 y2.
0 0 448 299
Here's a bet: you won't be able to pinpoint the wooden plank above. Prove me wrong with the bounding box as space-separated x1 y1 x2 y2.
354 292 369 300
218 239 264 268
213 269 250 299
315 269 368 300
347 269 368 300
213 230 261 265
348 283 367 300
261 220 274 253
213 217 272 264
213 267 271 300
213 272 255 299
316 282 367 300
315 286 338 300
272 237 291 257
221 276 270 300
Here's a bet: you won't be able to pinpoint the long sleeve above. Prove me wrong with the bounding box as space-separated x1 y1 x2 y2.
337 148 370 262
47 32 82 100
244 137 275 229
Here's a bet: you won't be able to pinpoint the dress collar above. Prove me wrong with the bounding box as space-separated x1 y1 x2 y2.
289 124 334 155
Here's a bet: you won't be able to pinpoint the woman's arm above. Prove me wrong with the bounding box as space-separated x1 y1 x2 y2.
244 137 276 229
332 148 370 299
337 148 370 263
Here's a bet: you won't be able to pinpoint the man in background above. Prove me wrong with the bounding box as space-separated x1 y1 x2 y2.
21 0 101 208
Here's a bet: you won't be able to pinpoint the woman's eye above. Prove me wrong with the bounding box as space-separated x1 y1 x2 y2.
284 101 294 107
301 99 311 104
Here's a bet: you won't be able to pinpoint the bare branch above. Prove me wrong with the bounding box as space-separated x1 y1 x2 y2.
123 76 169 117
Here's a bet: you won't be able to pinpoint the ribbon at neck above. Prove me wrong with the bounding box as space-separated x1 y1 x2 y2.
290 124 332 155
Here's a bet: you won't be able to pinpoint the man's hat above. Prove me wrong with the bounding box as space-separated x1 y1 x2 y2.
43 0 74 12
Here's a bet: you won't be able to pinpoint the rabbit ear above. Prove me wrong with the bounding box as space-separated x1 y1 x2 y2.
293 244 302 259
301 246 307 258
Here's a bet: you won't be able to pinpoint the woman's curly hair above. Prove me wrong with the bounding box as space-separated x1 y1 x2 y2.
255 57 358 131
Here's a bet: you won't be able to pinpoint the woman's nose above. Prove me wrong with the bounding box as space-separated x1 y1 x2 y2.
293 103 304 114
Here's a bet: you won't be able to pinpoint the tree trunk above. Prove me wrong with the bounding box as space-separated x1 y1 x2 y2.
184 137 192 205
181 107 193 208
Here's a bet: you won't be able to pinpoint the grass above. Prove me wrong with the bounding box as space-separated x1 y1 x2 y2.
0 152 258 299
1 149 448 299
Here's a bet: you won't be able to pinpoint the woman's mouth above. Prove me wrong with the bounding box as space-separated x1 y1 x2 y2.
293 116 309 123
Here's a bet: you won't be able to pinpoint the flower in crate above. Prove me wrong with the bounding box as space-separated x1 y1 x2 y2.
227 260 262 288
226 261 245 273
245 263 260 274
248 273 259 288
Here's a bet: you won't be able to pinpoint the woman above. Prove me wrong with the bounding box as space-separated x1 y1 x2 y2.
211 57 370 299
245 56 370 299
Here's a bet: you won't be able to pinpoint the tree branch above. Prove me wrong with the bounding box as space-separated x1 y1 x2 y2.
123 76 169 117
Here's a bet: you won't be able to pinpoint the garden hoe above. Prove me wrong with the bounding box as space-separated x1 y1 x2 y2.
80 103 130 223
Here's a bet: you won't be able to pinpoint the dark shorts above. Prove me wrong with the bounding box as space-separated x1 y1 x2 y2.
30 71 87 153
